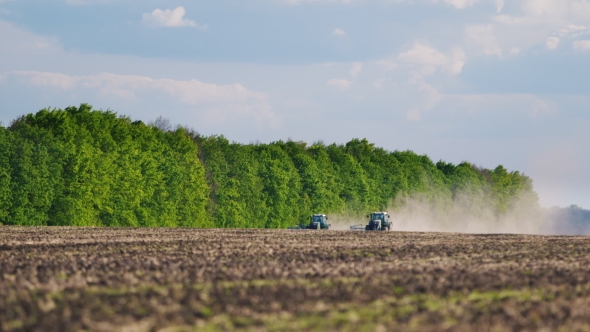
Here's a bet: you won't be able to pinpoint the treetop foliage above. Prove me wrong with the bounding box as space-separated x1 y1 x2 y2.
0 105 538 228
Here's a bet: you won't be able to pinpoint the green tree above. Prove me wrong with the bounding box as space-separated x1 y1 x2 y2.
0 105 539 228
0 127 13 224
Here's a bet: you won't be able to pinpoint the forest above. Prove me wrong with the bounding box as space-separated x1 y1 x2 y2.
0 104 539 228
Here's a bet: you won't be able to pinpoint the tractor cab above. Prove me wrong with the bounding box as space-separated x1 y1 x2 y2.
308 214 330 230
366 212 391 231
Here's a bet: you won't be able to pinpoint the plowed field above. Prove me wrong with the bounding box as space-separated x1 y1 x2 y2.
1 227 589 331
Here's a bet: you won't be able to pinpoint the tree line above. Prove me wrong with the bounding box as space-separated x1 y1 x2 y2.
546 205 590 235
0 105 538 228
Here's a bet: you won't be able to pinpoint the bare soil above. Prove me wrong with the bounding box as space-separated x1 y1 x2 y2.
1 227 589 331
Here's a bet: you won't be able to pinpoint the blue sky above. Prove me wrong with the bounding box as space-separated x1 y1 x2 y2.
1 0 589 208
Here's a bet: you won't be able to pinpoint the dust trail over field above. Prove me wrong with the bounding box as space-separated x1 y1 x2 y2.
330 190 590 235
391 193 590 235
389 191 545 234
326 215 367 230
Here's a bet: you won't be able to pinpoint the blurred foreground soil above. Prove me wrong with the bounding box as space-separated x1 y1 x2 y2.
1 227 589 331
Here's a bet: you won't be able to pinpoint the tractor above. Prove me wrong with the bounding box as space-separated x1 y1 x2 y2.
288 214 331 230
365 212 391 231
349 212 392 231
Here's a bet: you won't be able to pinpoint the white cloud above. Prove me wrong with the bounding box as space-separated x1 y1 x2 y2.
373 78 385 89
486 1 590 55
141 6 206 29
65 0 91 4
5 71 282 128
409 92 558 122
397 42 466 76
419 82 442 110
440 0 480 9
8 71 265 103
530 98 558 117
0 20 285 130
556 24 589 37
284 0 506 9
64 0 115 4
396 43 462 121
333 28 345 36
0 20 62 55
349 62 362 78
398 43 448 66
286 0 356 4
494 0 504 13
573 39 590 50
444 93 558 114
522 0 567 19
327 78 353 89
447 47 467 74
466 24 503 56
375 59 398 71
202 102 282 129
546 36 560 49
15 71 79 90
406 109 421 121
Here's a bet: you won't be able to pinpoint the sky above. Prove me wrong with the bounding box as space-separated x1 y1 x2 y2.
0 0 589 209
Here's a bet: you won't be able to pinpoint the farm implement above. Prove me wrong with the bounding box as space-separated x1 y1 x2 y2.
350 212 392 231
288 214 331 230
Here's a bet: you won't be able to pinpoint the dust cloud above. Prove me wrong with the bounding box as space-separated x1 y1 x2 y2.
328 214 368 231
388 192 545 234
327 191 590 235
